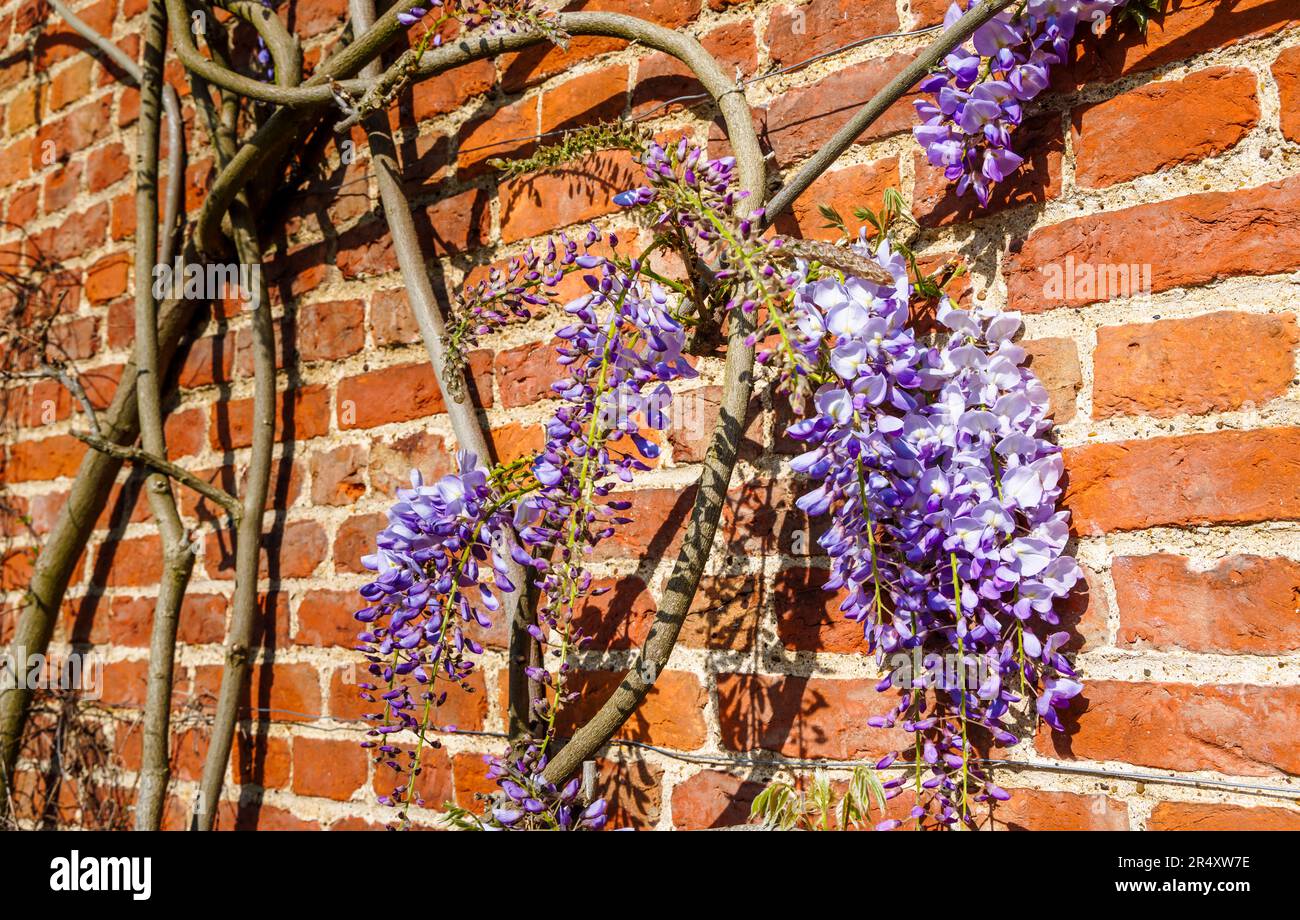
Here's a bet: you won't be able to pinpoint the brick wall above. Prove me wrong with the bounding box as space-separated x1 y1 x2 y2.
2 0 1299 830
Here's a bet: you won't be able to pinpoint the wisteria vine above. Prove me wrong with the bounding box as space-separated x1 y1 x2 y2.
350 0 1150 831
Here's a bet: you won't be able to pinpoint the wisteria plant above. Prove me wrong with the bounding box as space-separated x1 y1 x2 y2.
354 0 1150 831
0 0 1159 832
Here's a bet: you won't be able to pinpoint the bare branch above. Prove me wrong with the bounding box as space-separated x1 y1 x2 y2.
164 0 419 107
71 432 242 522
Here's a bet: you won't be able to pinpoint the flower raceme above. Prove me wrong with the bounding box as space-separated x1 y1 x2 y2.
356 226 695 829
914 0 1133 204
783 235 1083 828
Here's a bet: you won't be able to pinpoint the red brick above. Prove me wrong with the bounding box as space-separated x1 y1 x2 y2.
539 65 628 135
369 288 421 347
558 669 707 750
410 59 494 121
1275 46 1300 144
1092 312 1297 419
670 769 764 829
99 535 163 588
1072 68 1259 189
590 486 696 561
775 158 900 242
595 757 664 829
499 151 638 243
178 593 228 646
631 22 757 117
1064 428 1300 534
329 666 486 731
1067 0 1298 85
204 520 327 581
495 340 563 408
209 384 331 449
86 140 131 192
194 662 323 723
423 187 491 257
295 299 365 362
367 429 454 496
457 95 538 176
1006 177 1300 312
105 595 152 647
226 802 319 831
977 790 1129 831
164 407 205 459
373 745 453 810
1114 554 1300 655
717 673 904 759
1022 337 1082 424
43 160 83 214
680 574 761 652
1147 801 1300 831
309 443 368 506
333 511 385 574
773 566 863 653
764 54 920 165
232 732 291 789
487 420 544 466
1037 681 1300 776
571 575 657 651
295 589 361 649
765 1 897 67
499 0 699 92
293 737 367 801
337 354 492 429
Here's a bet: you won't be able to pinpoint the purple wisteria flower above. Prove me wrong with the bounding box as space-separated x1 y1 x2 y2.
783 233 1083 827
355 451 522 823
914 0 1131 203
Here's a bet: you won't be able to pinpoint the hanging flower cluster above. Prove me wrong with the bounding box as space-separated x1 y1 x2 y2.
355 452 526 826
781 233 1082 828
358 214 697 827
914 0 1133 203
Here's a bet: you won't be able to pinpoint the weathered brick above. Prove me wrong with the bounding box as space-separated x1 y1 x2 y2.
717 673 903 759
1064 428 1300 534
1037 681 1300 775
337 354 492 429
1072 67 1259 188
670 769 764 829
295 589 361 649
764 54 919 164
775 158 900 242
1092 311 1297 419
1113 554 1300 654
977 790 1129 831
765 1 898 67
1022 337 1082 424
1275 46 1300 144
293 737 367 801
499 151 638 243
558 669 708 750
209 384 331 450
1007 178 1300 312
1147 801 1300 831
